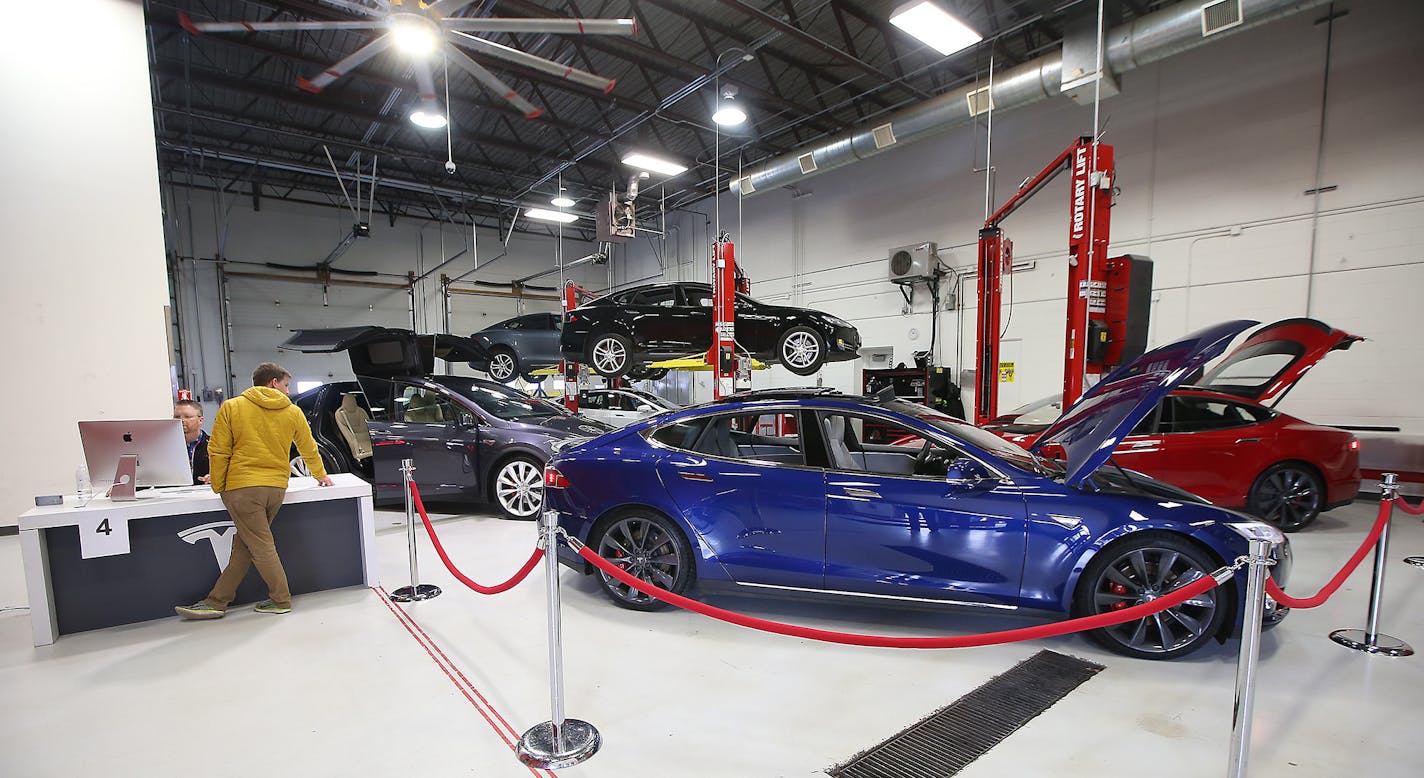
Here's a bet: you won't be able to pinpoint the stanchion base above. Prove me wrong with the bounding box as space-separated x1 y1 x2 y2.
1404 556 1424 569
516 719 600 769
389 584 442 602
1329 629 1414 657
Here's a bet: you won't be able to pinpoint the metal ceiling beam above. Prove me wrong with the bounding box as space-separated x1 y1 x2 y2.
713 0 932 101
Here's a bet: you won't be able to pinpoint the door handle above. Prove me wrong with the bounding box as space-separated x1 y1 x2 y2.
1126 440 1156 448
844 487 881 499
678 472 713 482
1235 438 1261 444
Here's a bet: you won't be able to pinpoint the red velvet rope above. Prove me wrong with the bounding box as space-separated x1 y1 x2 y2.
408 482 544 595
1264 497 1394 609
576 545 1221 649
1392 496 1424 516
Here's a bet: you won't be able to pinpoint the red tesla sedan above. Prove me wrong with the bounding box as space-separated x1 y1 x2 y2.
984 318 1362 531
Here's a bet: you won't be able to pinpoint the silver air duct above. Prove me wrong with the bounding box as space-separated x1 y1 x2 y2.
730 0 1331 197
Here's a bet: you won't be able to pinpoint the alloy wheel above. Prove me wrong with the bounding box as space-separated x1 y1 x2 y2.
1087 545 1218 657
1253 466 1322 531
597 516 683 607
489 352 516 381
495 459 543 518
781 331 821 370
592 337 628 375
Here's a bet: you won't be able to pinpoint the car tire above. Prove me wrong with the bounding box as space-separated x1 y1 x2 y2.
492 455 544 520
777 326 826 376
1248 462 1325 532
487 347 520 382
590 510 694 611
588 332 634 378
1072 532 1226 660
290 445 343 478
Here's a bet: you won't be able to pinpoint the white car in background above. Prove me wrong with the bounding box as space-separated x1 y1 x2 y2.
578 388 679 428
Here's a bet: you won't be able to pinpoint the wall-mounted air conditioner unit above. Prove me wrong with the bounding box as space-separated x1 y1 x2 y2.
889 242 938 284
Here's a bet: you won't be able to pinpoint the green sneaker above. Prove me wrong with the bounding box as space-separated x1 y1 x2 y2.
175 601 225 620
254 600 292 614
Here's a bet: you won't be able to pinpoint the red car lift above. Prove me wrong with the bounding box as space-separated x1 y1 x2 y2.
561 281 601 412
709 238 743 399
975 136 1115 424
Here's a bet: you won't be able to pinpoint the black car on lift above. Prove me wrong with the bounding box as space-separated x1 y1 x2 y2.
281 327 613 519
560 282 862 378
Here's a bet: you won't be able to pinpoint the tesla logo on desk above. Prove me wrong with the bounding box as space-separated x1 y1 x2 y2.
177 521 237 571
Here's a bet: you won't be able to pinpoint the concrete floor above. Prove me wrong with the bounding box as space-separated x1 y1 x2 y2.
1 499 1421 777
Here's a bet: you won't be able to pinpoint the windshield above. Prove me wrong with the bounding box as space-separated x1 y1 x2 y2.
1002 394 1064 425
433 377 569 420
886 400 1056 476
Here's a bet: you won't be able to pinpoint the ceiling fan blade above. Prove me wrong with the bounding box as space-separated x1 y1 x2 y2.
180 15 387 35
442 18 636 37
446 48 543 119
413 57 439 101
297 34 393 93
449 31 616 93
320 0 389 18
427 0 481 16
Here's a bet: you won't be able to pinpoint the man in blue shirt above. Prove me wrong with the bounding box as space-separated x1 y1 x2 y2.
174 399 210 484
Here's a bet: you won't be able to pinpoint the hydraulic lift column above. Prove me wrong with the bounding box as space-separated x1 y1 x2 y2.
710 239 739 399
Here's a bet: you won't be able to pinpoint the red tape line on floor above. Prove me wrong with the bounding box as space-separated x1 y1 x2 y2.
372 587 556 778
576 545 1220 649
1266 497 1396 609
410 482 544 595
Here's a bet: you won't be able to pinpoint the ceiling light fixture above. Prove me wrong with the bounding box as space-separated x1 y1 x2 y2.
409 100 448 129
551 188 576 208
889 1 982 57
621 152 687 177
525 207 579 223
712 85 746 126
391 14 439 57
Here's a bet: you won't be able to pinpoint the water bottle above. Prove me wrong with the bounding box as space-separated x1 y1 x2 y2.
76 465 93 505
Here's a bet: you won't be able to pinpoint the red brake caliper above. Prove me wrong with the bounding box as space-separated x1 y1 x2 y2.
1109 581 1129 611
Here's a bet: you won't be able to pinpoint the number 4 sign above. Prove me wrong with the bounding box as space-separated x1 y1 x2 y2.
75 513 131 559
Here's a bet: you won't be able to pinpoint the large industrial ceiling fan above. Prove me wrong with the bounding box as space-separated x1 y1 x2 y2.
180 0 636 121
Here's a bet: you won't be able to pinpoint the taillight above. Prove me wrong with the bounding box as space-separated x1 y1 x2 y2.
1349 439 1360 451
544 465 570 489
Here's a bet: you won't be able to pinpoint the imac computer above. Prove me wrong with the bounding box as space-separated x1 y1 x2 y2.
78 420 194 499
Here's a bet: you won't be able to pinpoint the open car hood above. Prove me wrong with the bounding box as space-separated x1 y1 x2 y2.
1197 317 1362 406
1030 320 1258 488
280 326 490 379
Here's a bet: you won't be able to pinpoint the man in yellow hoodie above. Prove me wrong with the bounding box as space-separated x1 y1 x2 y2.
176 362 334 619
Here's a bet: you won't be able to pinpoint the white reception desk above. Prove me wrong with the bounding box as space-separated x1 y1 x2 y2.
18 473 377 646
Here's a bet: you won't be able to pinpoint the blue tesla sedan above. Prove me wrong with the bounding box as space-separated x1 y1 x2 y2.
544 321 1293 659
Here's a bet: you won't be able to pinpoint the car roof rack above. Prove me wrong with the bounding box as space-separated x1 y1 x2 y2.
717 387 843 402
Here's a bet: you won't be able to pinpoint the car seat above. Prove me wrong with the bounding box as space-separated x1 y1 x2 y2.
334 394 373 462
822 416 862 471
405 393 443 422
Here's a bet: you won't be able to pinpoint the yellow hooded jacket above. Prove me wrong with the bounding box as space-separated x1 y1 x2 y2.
209 386 328 492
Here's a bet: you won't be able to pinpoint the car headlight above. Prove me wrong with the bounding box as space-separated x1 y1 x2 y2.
824 315 851 328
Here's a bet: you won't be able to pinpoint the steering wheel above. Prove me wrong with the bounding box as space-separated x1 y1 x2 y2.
913 440 936 475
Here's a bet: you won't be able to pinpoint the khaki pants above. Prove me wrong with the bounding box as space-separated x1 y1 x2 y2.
205 486 290 609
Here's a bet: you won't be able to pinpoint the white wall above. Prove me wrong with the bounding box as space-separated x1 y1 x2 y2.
0 0 173 526
625 0 1424 428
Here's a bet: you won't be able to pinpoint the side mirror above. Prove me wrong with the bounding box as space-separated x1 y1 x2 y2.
945 457 993 485
457 412 478 428
636 404 654 412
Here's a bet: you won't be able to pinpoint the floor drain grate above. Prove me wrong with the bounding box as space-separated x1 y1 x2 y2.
827 650 1104 778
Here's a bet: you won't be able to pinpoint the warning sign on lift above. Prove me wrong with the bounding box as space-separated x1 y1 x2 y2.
1078 280 1107 313
999 362 1015 383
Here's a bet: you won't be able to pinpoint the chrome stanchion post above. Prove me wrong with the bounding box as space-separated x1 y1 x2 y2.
517 510 600 769
1227 536 1272 778
389 458 442 603
1329 473 1413 656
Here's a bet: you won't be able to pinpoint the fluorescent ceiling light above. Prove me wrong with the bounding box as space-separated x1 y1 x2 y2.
889 1 982 57
409 106 447 129
525 208 579 223
621 152 687 177
391 17 438 56
551 195 576 208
